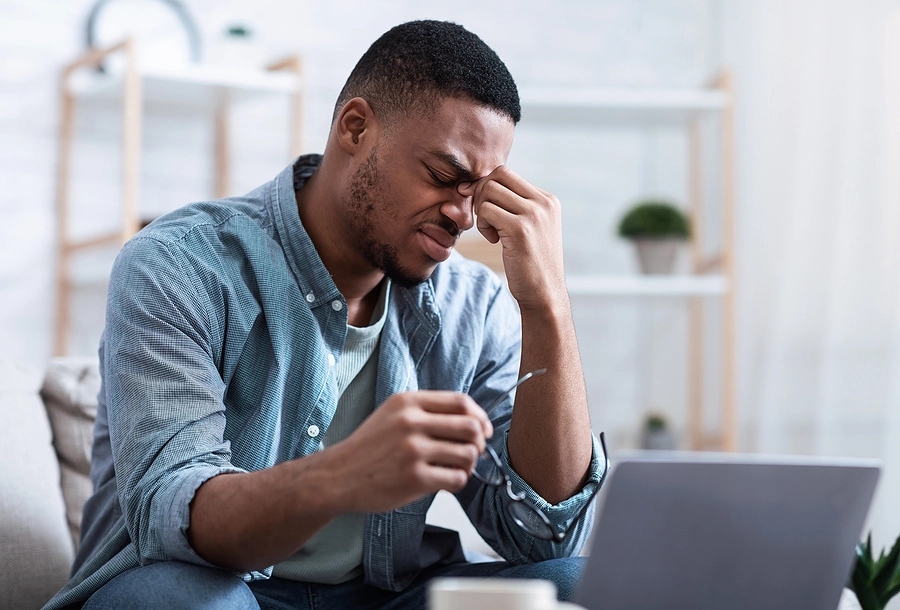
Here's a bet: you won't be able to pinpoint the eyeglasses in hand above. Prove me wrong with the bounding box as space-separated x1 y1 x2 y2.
472 368 610 543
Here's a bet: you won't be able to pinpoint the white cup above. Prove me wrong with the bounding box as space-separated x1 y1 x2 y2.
428 578 586 610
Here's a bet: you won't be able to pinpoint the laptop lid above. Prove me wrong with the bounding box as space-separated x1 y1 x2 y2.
576 453 880 610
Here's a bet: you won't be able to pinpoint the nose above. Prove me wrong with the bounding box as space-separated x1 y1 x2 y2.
442 182 475 232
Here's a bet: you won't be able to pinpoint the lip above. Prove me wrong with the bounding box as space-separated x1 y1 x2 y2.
418 226 457 262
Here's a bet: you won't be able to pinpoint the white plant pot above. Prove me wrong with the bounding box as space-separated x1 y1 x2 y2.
838 588 861 609
632 238 684 275
206 36 267 70
641 428 676 451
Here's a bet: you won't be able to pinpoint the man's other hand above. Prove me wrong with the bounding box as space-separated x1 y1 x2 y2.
324 391 493 514
457 166 567 314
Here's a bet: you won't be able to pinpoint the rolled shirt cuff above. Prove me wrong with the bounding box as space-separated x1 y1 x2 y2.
154 464 273 581
499 430 606 539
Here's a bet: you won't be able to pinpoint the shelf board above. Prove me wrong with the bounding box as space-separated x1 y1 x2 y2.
566 274 729 297
68 63 302 109
519 86 730 123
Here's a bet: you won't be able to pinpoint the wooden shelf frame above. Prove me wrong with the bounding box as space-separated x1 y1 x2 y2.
683 70 738 452
54 38 303 355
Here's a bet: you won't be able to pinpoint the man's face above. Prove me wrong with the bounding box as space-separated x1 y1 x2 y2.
343 96 515 287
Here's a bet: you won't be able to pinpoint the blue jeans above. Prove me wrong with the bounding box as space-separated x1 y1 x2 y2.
78 557 585 609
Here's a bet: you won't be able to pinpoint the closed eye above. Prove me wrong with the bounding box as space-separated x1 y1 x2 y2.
427 167 457 188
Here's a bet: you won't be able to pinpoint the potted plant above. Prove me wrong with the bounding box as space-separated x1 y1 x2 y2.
847 532 900 610
207 23 265 68
640 412 676 450
617 200 691 274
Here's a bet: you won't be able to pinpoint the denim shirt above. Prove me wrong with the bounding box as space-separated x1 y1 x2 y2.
44 156 605 609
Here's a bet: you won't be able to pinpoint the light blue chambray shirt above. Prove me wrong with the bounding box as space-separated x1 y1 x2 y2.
44 156 605 609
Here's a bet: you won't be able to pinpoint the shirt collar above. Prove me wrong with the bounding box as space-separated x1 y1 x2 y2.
267 154 341 307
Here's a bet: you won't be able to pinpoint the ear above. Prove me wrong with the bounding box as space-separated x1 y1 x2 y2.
335 97 378 156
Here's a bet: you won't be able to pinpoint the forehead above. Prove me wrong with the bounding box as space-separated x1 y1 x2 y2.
387 96 515 178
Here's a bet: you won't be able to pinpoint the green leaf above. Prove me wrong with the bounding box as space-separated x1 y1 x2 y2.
852 579 883 610
873 534 900 593
876 535 900 606
857 544 875 581
852 558 872 589
850 543 881 610
852 557 874 590
883 581 900 604
890 565 900 592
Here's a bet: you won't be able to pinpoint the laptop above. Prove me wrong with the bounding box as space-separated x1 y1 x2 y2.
575 452 880 610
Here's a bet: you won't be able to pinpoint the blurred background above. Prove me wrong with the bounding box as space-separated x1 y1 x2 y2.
2 0 899 560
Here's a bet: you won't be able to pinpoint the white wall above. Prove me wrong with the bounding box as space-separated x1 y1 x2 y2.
7 0 900 580
1 0 719 455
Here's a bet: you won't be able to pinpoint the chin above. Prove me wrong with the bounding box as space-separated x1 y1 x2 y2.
386 269 432 289
385 260 437 289
369 239 439 288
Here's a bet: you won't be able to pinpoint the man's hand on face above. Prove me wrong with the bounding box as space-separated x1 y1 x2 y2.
325 392 493 514
457 168 567 313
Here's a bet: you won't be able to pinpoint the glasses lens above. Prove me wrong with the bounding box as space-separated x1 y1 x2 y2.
473 450 505 486
507 500 554 541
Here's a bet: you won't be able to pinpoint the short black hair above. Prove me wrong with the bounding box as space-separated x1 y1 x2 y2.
334 20 521 126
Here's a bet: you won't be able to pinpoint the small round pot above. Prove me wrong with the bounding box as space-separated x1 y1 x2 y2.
632 238 684 275
641 427 677 451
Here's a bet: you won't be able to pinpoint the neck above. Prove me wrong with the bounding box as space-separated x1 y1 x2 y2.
295 158 385 326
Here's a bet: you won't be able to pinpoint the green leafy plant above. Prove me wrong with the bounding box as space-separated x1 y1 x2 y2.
848 532 900 610
644 413 668 432
617 200 690 240
227 24 252 37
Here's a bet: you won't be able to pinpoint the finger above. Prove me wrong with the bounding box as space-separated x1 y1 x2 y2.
411 392 493 438
476 165 541 201
460 180 497 241
475 199 517 243
419 437 481 472
472 184 521 243
457 180 477 199
417 413 487 451
419 463 470 493
474 178 532 217
476 215 500 243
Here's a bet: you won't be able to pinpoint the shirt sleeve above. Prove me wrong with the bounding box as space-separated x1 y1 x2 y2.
101 236 265 578
454 282 607 563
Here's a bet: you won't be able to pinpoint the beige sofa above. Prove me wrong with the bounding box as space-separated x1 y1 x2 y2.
0 357 99 610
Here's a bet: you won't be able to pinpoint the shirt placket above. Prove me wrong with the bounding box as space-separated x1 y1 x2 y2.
301 290 348 454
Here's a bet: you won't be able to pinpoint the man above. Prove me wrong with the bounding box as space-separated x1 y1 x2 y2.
46 20 606 610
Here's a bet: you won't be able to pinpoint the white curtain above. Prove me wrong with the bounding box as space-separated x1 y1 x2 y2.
725 0 900 552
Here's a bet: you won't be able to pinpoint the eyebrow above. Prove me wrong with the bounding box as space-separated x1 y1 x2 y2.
425 150 478 182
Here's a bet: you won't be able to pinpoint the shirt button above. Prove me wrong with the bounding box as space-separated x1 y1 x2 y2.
327 353 336 366
307 424 320 437
331 300 343 311
306 293 315 303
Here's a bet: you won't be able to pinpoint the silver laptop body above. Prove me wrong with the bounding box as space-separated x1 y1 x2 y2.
576 453 880 610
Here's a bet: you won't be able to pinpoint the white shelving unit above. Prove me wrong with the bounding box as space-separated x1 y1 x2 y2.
54 38 304 355
566 274 729 297
68 62 302 109
523 76 736 451
519 86 729 122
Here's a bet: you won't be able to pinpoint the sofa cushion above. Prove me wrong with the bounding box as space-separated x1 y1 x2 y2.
0 358 74 610
41 357 100 547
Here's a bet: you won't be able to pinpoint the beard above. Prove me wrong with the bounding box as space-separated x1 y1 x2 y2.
345 146 434 289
